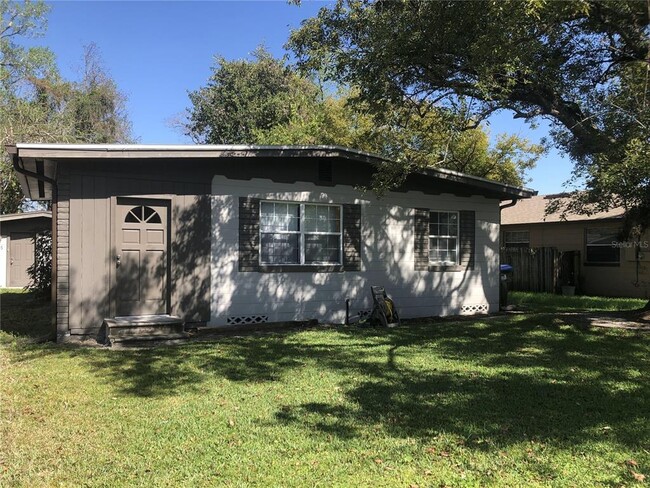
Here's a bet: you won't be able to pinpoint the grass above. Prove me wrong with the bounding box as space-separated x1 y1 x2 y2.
1 291 649 487
0 289 53 341
509 290 647 313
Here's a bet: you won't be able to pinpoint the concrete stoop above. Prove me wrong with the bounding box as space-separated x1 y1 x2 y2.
103 315 188 346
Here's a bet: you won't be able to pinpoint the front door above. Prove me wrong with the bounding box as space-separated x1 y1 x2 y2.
9 233 35 287
115 200 169 316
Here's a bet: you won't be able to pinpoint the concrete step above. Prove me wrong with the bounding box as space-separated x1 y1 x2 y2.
109 333 190 347
104 315 187 345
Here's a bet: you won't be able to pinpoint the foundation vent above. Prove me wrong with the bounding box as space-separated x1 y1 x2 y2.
358 310 372 320
227 315 269 325
460 304 489 315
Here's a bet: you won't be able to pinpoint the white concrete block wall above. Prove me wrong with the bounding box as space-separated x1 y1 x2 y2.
209 175 501 326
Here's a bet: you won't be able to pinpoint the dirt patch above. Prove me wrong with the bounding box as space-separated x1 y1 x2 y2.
563 311 650 332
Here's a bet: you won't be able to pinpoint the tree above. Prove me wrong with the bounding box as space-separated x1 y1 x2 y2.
187 48 543 189
0 0 56 96
1 0 57 213
186 46 319 144
64 43 133 144
0 0 133 213
289 0 649 227
26 230 51 298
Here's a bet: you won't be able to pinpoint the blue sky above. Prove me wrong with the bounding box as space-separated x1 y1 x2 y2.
38 1 575 194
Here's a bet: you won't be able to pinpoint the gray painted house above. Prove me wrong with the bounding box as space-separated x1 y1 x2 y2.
9 144 535 341
0 211 52 288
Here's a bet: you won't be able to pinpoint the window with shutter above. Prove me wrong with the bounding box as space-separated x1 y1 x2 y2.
414 208 475 272
238 197 361 272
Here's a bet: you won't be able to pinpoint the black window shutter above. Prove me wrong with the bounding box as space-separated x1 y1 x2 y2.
342 204 361 271
459 210 475 270
414 208 429 271
238 197 260 272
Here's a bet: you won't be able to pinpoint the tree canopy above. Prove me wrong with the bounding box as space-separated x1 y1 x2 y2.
0 1 132 213
289 0 650 232
185 47 543 190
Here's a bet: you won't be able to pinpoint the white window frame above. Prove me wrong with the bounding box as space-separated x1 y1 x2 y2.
428 210 459 266
259 201 343 265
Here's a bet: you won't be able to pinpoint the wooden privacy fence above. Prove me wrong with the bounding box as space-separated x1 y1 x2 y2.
501 247 560 293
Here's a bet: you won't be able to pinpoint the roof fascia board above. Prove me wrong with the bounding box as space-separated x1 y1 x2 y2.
0 211 52 222
14 144 536 199
502 216 624 226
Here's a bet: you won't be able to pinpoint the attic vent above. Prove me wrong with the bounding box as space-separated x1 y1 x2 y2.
318 160 333 182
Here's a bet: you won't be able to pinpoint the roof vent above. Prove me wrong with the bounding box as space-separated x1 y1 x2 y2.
318 160 333 182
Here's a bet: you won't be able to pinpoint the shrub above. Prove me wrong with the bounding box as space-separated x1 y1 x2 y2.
26 231 52 299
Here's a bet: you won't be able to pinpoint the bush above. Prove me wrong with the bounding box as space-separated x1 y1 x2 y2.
26 231 52 299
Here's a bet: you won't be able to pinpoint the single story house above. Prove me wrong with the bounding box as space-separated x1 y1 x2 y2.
0 211 52 288
501 194 650 298
9 144 535 341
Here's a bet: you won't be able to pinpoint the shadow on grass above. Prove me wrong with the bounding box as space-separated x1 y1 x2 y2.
0 290 53 340
7 313 650 451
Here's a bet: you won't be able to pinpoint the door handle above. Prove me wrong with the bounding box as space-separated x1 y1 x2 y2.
116 255 121 267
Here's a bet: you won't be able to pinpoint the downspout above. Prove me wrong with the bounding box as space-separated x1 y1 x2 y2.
499 199 518 211
499 199 518 308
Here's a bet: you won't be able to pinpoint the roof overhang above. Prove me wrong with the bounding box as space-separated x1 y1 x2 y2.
0 210 52 222
8 143 537 201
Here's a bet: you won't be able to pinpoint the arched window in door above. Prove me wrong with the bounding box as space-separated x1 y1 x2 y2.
124 205 162 224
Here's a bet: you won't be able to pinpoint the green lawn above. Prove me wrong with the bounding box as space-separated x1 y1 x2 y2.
1 291 649 486
509 290 647 313
0 289 53 341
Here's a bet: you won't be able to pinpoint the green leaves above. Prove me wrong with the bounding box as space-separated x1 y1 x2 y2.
186 47 319 145
0 1 133 214
186 48 542 191
289 0 650 234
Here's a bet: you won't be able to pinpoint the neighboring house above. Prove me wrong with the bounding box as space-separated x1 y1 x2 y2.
9 144 535 341
0 211 52 288
501 194 650 298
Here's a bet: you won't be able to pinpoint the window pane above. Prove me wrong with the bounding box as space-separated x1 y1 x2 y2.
260 233 300 264
305 234 341 263
125 210 139 223
260 202 300 232
447 216 458 236
586 228 617 246
304 204 340 232
586 245 620 263
429 211 459 263
143 206 162 223
505 231 529 244
585 228 619 263
429 236 457 264
429 212 458 237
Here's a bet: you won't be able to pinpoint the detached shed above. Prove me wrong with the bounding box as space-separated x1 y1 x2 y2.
0 211 52 288
9 144 535 341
